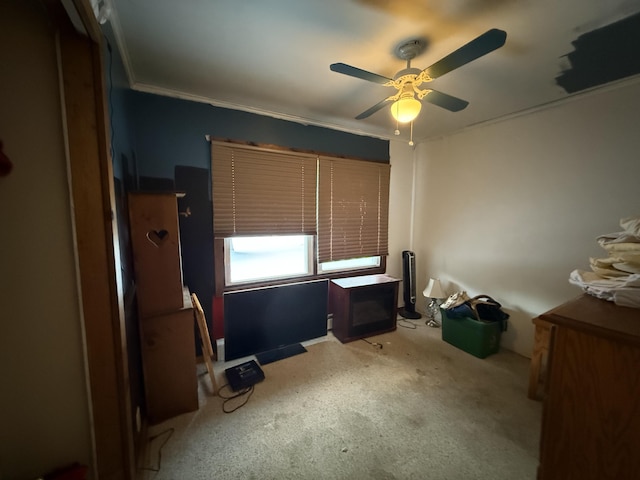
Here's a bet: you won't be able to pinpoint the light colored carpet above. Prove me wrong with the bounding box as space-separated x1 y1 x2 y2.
138 319 541 480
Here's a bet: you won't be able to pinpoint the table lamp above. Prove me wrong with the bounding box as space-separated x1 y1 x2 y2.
423 278 445 327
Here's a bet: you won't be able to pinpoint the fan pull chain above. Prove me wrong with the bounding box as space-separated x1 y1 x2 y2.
409 121 414 146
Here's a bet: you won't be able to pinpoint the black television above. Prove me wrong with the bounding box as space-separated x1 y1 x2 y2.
223 280 328 361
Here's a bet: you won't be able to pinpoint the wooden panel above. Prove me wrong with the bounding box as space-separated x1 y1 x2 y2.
128 193 184 316
329 281 350 342
539 325 640 479
540 294 640 346
140 302 198 424
528 318 552 400
53 2 135 477
192 293 217 395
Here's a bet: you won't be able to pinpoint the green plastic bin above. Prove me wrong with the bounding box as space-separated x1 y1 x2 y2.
441 308 502 359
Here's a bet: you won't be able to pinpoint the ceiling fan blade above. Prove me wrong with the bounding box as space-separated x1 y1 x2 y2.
330 63 391 85
355 98 392 119
423 29 507 79
423 90 469 112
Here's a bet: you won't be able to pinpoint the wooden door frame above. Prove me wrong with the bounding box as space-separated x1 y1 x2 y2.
47 0 135 478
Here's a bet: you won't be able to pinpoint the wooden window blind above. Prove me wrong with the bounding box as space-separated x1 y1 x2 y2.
211 141 317 236
317 156 390 263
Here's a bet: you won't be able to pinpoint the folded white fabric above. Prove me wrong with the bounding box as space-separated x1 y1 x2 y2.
601 242 640 253
599 251 640 264
614 263 640 274
569 269 640 308
597 216 640 246
575 216 640 307
589 257 640 278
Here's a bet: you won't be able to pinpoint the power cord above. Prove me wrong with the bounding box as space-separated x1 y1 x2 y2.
138 428 174 473
137 377 255 474
137 385 255 474
138 373 256 477
397 318 419 329
217 383 255 413
361 338 383 349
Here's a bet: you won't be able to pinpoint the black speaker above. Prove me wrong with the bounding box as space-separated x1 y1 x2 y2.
399 250 422 319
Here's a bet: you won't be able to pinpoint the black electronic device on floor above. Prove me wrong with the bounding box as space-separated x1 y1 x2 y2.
224 360 265 391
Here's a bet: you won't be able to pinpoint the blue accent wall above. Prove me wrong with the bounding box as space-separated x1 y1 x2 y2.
126 91 389 180
117 80 389 362
101 22 144 436
104 24 135 182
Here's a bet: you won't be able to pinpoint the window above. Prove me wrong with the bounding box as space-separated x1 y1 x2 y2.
211 142 317 236
225 235 314 285
318 256 381 274
317 156 390 263
211 140 390 290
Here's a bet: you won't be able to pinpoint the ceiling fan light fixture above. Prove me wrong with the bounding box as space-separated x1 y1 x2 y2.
391 95 421 123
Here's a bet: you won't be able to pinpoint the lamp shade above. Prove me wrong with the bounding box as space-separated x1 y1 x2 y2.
391 96 421 123
422 278 445 299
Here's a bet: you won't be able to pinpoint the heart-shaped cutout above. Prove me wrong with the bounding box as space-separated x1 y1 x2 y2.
146 229 169 247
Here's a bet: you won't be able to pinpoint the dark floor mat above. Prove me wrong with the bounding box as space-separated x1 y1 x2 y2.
256 343 307 365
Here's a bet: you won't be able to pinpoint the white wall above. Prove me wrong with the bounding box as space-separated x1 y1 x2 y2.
412 79 640 357
0 1 93 478
387 140 415 305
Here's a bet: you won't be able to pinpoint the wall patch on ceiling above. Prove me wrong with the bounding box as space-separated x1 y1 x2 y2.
556 12 640 94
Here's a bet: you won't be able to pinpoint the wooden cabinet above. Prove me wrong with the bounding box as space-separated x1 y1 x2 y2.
536 294 640 480
140 288 198 424
128 192 184 317
128 193 197 423
329 274 400 343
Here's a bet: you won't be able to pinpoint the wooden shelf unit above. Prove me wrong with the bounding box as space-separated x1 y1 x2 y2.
128 193 198 424
139 288 198 423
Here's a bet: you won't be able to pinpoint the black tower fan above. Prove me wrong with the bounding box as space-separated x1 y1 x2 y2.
399 250 422 319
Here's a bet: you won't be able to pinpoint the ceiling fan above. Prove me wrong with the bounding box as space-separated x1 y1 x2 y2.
330 29 507 124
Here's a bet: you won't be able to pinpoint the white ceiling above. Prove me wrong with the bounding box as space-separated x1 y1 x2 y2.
106 0 640 143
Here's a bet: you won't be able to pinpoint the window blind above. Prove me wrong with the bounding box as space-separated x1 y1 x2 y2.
211 141 317 236
317 156 390 263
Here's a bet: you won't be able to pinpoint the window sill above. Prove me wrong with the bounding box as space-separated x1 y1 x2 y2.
219 264 386 294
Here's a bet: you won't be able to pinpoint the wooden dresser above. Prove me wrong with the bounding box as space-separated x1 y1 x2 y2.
535 294 640 480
